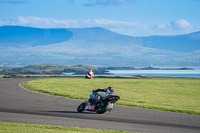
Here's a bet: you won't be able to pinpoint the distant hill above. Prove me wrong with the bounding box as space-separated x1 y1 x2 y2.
142 31 200 52
0 26 200 67
0 26 73 47
1 26 200 52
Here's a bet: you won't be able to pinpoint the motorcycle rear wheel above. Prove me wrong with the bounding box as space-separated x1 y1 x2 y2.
77 103 86 112
96 102 111 114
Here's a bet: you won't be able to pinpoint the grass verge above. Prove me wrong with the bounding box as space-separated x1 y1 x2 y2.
22 77 200 115
0 122 132 133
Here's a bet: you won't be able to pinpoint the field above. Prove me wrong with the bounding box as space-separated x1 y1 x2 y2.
0 122 132 133
22 77 200 114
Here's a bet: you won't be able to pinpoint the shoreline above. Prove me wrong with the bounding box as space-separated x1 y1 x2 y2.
2 74 200 79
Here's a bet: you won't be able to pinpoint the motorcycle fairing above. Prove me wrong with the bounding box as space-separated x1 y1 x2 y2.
85 101 96 111
104 95 120 103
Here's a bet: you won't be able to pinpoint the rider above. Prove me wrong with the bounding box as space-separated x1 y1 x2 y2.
88 87 115 104
93 86 115 95
86 70 94 79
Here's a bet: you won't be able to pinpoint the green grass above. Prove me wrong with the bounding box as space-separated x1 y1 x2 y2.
22 77 200 115
0 122 132 133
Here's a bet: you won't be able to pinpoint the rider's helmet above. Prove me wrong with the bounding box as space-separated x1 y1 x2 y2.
106 87 115 94
107 86 112 90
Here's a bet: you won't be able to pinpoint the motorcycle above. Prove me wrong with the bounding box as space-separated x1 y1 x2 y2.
77 91 120 114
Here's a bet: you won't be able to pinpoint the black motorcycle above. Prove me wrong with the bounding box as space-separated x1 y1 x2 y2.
77 91 120 114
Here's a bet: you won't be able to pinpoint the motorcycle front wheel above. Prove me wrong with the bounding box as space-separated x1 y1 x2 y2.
96 102 111 114
77 103 86 112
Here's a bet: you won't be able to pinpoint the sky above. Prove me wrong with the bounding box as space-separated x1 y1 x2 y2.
0 0 200 36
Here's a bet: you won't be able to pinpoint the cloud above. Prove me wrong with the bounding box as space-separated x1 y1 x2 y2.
0 0 31 4
0 16 198 36
155 19 193 31
0 16 79 28
0 16 141 36
151 19 197 36
0 16 137 28
83 0 136 6
170 19 193 30
155 24 166 31
84 19 137 26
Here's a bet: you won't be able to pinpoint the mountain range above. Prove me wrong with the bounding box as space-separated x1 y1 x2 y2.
0 26 200 67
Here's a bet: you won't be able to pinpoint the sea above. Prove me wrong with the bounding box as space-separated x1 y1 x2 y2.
108 68 200 78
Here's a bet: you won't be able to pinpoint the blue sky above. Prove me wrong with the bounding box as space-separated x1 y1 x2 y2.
0 0 200 36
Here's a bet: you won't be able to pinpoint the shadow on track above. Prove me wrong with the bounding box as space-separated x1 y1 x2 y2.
46 111 95 114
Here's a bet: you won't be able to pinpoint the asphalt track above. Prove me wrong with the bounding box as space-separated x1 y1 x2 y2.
0 78 200 133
